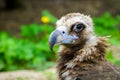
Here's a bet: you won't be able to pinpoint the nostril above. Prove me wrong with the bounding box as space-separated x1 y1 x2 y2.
62 31 65 34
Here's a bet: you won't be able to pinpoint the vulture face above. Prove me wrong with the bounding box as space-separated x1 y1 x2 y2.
49 13 94 51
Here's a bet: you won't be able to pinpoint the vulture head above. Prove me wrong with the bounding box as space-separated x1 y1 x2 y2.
49 13 96 51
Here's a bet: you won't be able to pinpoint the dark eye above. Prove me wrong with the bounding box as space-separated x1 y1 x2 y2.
76 24 85 30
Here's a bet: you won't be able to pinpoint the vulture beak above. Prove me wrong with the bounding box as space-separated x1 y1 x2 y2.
49 28 78 51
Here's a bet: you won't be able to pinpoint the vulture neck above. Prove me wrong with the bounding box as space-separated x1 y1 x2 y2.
57 37 108 72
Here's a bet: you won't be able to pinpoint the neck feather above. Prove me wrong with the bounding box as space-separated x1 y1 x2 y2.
57 36 109 73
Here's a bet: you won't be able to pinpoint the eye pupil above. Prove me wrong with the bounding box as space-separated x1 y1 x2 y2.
62 31 65 34
76 24 83 29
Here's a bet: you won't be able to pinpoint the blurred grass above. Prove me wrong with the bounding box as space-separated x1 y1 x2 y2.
0 11 120 71
93 12 120 44
0 24 56 71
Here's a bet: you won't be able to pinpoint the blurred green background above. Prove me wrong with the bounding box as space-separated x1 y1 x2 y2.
0 0 120 80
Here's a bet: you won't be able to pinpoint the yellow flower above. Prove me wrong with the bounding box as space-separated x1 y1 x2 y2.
41 16 50 23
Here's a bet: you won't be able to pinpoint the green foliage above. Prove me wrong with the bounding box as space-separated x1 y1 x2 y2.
93 12 120 44
106 51 120 67
0 10 58 71
0 23 56 71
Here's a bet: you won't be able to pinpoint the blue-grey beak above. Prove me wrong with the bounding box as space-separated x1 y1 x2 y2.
49 30 78 51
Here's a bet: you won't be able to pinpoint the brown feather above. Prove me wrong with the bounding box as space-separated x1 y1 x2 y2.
57 37 120 80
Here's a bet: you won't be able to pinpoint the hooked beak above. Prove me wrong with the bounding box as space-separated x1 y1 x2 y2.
49 30 78 51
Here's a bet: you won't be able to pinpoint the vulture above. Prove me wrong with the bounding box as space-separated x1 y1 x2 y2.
49 13 120 80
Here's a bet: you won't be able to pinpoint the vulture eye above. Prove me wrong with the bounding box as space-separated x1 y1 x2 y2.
73 23 85 33
76 24 85 30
